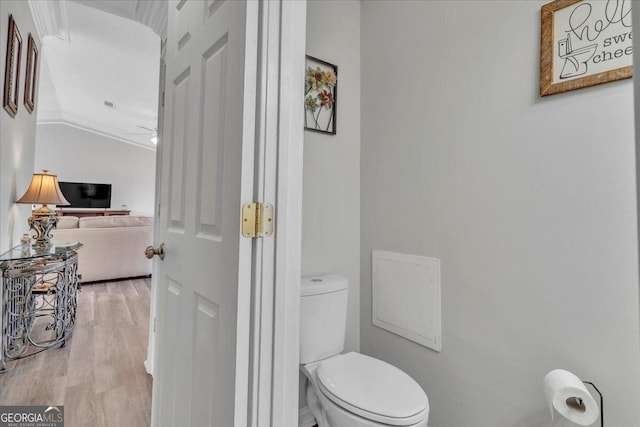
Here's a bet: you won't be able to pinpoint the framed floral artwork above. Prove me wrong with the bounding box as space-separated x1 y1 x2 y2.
304 55 337 135
3 14 22 118
24 33 38 113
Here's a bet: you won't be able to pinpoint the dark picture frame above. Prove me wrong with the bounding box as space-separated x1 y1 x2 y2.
304 55 337 135
3 14 22 118
24 33 37 113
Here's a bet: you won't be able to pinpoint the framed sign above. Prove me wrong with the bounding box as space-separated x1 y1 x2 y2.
540 0 633 96
24 33 38 113
3 14 22 117
304 55 337 135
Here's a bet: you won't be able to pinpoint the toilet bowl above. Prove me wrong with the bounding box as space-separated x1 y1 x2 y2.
300 275 429 427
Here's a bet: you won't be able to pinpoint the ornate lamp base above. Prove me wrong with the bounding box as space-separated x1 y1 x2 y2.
27 205 58 249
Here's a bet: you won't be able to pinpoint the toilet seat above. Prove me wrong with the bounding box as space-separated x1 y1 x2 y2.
315 352 429 426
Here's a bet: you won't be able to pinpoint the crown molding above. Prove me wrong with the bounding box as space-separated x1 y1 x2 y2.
37 111 156 152
136 1 168 40
68 0 167 39
28 0 70 42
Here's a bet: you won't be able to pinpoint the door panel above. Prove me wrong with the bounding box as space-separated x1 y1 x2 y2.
168 69 189 232
151 1 255 425
190 294 219 425
196 35 227 240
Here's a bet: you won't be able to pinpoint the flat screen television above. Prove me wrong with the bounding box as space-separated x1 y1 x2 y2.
59 181 112 208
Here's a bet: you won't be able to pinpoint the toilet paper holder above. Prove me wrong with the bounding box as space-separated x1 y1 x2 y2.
579 381 604 427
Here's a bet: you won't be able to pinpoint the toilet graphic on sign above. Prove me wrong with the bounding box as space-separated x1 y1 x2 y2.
557 33 597 79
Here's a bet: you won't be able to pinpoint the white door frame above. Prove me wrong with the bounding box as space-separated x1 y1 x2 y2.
247 1 306 425
271 1 307 423
146 1 306 424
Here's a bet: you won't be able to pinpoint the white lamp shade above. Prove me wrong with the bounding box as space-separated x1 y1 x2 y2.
17 171 70 206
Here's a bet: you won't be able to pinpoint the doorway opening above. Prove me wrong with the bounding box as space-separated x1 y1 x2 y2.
0 1 165 423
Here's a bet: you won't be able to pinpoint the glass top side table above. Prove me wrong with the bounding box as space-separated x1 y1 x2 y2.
0 242 83 372
0 242 83 264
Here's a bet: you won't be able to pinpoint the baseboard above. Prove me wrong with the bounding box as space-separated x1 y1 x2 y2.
298 406 316 427
143 359 153 376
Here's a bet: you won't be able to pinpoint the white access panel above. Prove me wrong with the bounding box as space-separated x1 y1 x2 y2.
372 250 441 352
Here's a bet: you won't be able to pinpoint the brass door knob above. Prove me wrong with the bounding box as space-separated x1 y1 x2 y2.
145 243 165 260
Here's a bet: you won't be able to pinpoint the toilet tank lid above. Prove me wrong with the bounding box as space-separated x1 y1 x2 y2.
301 274 348 296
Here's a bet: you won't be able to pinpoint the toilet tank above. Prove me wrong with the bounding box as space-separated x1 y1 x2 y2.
299 275 349 364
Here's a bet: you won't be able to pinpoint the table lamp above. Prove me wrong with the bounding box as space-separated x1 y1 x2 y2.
16 170 70 249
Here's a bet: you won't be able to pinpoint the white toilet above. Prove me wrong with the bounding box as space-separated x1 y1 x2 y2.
300 274 430 427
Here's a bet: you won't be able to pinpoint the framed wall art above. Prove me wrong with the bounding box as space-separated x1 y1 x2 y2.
540 0 633 96
3 14 22 117
304 55 337 135
24 33 38 113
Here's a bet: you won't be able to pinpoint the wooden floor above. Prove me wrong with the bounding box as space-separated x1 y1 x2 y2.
0 277 152 427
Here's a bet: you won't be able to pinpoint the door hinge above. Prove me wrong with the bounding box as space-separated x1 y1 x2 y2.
242 203 274 238
153 317 156 333
161 91 165 107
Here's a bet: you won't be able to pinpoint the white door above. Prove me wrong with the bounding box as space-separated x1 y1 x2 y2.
150 1 258 425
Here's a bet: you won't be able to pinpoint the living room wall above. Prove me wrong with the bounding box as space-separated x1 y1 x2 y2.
0 1 41 252
35 123 156 214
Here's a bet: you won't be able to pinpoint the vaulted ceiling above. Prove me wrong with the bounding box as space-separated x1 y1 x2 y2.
29 0 166 150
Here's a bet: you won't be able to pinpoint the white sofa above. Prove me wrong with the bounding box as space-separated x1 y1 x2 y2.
52 215 154 282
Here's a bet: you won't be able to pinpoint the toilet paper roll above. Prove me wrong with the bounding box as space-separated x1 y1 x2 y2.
543 369 599 426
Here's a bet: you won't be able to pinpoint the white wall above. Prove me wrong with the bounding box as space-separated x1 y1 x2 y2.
303 0 361 352
34 124 156 214
635 0 640 275
360 2 640 426
0 1 41 252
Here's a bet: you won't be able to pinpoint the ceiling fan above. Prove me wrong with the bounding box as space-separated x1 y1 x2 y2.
125 125 158 144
